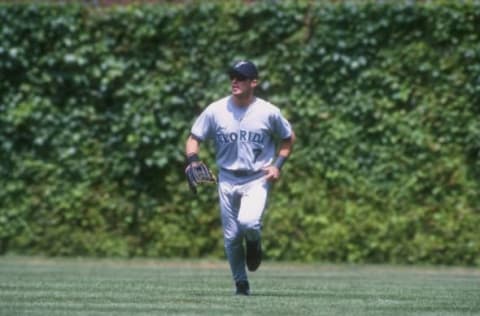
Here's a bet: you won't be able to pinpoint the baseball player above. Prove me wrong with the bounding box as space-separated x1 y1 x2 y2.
185 60 295 295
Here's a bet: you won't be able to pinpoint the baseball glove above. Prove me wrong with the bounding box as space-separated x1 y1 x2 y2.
185 161 217 194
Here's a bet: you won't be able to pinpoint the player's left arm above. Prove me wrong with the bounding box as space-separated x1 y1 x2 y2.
263 131 296 182
277 131 296 158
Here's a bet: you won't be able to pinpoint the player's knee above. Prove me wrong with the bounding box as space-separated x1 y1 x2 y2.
238 218 260 233
224 235 243 251
224 226 243 244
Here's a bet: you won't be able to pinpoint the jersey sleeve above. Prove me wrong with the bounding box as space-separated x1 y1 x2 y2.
271 109 293 140
191 107 214 141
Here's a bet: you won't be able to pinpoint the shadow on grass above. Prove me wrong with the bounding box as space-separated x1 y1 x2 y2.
251 291 322 298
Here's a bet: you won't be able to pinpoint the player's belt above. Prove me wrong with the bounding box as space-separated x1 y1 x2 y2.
222 169 262 177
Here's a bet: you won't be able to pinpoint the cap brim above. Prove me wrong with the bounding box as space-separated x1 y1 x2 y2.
227 69 257 79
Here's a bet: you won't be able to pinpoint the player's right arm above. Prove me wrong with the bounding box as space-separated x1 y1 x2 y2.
185 134 201 158
187 104 214 158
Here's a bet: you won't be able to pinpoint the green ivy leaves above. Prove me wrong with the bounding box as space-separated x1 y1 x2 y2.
0 1 479 264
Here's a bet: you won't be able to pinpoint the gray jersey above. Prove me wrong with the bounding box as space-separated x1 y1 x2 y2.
191 96 292 172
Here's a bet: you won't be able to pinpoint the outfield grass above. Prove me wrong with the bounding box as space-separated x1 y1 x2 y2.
0 257 479 316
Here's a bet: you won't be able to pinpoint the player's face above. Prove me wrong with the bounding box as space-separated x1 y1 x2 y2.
230 74 257 97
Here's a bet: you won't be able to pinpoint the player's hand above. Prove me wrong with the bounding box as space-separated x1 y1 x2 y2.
262 165 280 182
185 161 217 194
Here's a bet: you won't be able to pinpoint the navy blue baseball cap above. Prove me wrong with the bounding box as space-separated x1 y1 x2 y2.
228 60 258 79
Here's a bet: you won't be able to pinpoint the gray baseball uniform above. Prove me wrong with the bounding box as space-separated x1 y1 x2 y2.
191 95 293 283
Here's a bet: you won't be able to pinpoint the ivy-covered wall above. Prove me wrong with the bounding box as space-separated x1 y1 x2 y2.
1 1 479 265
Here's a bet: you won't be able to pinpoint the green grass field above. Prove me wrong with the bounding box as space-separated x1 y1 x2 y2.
0 257 479 316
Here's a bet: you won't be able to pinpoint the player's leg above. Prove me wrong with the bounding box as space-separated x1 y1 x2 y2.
237 177 270 271
218 181 249 294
